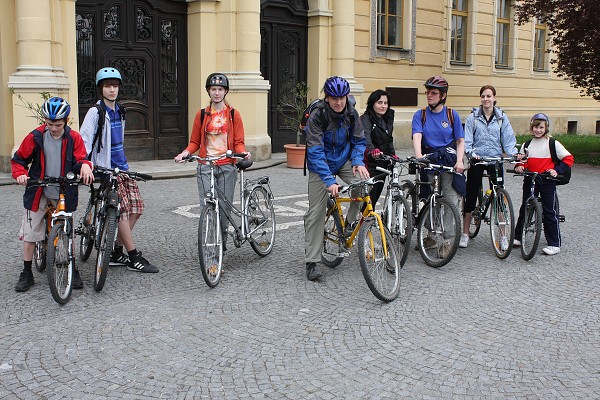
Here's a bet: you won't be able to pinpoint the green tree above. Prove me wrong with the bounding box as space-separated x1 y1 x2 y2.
515 0 600 100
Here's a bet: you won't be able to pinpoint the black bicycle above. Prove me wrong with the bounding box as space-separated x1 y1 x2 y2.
509 170 564 260
401 157 461 268
76 166 152 291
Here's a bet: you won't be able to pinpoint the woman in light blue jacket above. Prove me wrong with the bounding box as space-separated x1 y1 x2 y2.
460 85 518 249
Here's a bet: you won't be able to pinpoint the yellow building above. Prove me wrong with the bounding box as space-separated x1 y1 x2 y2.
1 0 598 172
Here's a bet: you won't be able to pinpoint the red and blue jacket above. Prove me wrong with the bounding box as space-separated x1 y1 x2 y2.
11 125 92 212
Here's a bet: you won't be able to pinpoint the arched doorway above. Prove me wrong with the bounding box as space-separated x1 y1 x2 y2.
75 0 188 160
260 1 308 152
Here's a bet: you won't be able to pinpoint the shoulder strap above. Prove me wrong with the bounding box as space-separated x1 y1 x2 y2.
421 108 427 125
200 107 236 128
89 104 105 158
446 107 454 126
548 137 560 164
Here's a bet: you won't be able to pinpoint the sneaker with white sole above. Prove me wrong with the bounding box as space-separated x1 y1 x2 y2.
513 239 521 247
500 236 509 251
109 250 129 266
542 246 560 255
459 234 469 248
127 252 159 273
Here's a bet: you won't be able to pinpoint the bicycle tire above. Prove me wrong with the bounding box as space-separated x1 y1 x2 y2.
490 188 515 259
94 207 117 292
390 191 412 268
358 218 400 302
521 197 542 261
468 190 483 239
79 192 97 261
246 186 276 256
417 198 461 268
321 204 344 268
34 240 47 272
400 180 417 227
199 203 223 288
47 222 73 304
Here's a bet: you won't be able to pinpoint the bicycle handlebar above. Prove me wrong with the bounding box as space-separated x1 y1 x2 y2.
93 166 153 181
408 157 457 173
470 155 522 166
27 173 82 188
337 172 389 194
507 169 563 182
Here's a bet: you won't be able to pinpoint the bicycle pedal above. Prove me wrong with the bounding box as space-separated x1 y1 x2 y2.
558 215 565 222
338 250 350 257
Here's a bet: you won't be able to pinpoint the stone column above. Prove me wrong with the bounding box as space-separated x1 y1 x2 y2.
330 0 363 99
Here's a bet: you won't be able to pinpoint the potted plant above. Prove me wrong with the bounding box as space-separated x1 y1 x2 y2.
276 82 309 168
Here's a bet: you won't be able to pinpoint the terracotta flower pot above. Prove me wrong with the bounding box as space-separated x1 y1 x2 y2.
284 144 306 169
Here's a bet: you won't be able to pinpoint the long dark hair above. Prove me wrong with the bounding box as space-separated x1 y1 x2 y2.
365 89 392 120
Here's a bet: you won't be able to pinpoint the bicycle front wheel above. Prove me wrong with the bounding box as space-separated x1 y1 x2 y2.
490 188 515 259
94 207 117 292
79 193 97 261
358 218 400 302
199 203 223 288
417 198 461 268
521 197 542 261
321 205 344 268
47 222 73 304
390 191 412 268
246 186 276 256
34 240 47 272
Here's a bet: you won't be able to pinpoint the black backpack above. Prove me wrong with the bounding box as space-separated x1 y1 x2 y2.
88 103 126 159
523 137 571 185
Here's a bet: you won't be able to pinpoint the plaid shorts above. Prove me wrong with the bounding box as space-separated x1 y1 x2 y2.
117 174 144 220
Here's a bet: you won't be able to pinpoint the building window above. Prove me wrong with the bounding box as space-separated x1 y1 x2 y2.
377 0 402 48
451 0 468 63
533 19 547 71
495 0 511 68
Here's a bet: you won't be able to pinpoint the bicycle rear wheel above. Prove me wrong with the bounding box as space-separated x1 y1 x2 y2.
94 207 117 292
468 190 483 238
246 186 276 256
417 198 461 268
47 222 73 304
34 240 47 272
389 191 412 268
521 197 542 261
490 188 515 259
358 218 400 302
79 192 97 261
321 204 344 268
199 203 223 288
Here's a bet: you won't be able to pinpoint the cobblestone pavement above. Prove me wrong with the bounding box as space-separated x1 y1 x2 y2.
1 158 599 399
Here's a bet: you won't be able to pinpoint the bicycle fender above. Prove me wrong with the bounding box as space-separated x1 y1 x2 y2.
108 191 119 207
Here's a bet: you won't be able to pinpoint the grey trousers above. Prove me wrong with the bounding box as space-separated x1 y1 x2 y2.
197 163 238 242
304 161 361 263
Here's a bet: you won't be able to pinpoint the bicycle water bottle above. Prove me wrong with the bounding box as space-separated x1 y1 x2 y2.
483 189 492 203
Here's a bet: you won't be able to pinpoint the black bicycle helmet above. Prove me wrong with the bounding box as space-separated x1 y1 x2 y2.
205 73 229 90
41 97 71 120
323 76 350 97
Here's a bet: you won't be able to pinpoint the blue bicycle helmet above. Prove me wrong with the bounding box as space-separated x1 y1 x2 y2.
96 67 122 86
41 97 71 120
323 76 350 97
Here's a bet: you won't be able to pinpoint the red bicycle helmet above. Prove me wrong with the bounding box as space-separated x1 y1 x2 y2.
424 76 449 92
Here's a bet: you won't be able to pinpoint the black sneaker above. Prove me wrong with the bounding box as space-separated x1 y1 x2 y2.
72 268 84 290
109 250 129 266
306 262 321 281
127 252 159 273
15 271 34 292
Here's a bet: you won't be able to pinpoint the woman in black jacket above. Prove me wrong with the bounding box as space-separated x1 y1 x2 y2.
360 89 396 211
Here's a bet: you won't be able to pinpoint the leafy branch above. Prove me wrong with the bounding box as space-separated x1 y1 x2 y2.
276 82 309 146
10 89 52 125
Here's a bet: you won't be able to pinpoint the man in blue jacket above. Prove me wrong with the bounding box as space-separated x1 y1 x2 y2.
304 76 369 281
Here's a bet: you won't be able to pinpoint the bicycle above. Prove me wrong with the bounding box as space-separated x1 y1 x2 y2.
466 156 517 259
375 155 413 269
76 166 152 292
401 157 461 268
33 205 53 273
182 150 276 288
29 173 82 304
509 170 565 260
321 176 400 302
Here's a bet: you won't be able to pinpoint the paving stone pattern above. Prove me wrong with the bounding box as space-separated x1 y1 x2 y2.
0 159 599 399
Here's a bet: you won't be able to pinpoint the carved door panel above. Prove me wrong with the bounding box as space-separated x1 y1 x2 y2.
260 2 308 152
75 0 187 160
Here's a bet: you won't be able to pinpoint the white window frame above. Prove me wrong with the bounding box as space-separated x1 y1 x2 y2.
370 0 416 62
493 0 518 74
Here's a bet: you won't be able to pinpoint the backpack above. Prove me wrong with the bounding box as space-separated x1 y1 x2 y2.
88 103 126 159
200 107 236 126
421 106 454 127
299 97 356 175
523 137 571 185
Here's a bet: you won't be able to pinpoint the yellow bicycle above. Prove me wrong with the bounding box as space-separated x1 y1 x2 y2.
322 177 400 302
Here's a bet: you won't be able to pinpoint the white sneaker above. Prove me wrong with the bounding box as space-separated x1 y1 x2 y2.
500 236 509 251
542 246 560 255
459 234 469 248
513 239 521 247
